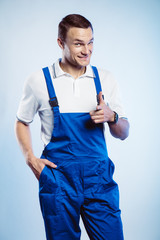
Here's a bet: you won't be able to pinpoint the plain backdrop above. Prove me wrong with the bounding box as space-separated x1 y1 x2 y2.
0 0 160 239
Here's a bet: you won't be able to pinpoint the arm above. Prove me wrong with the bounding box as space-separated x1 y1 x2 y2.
15 120 57 180
90 92 129 140
108 118 129 140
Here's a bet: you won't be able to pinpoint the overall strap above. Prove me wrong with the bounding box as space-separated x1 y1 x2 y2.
42 67 59 108
92 66 104 103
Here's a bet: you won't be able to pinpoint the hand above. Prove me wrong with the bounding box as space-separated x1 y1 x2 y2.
27 156 57 180
89 91 115 124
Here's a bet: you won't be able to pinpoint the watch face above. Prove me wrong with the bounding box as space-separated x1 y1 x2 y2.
115 112 119 123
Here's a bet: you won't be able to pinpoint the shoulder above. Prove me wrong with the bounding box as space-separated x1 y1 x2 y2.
96 67 117 88
24 65 54 92
24 68 45 89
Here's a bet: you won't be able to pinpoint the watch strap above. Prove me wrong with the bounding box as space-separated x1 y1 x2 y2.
108 111 119 124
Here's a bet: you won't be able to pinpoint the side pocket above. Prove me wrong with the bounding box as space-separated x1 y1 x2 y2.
109 158 115 179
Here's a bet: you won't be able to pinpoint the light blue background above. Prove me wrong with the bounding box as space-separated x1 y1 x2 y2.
0 0 160 239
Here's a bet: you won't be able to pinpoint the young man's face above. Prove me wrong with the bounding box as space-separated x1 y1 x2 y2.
59 27 94 68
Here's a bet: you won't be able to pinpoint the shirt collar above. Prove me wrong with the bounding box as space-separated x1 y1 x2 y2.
53 59 95 79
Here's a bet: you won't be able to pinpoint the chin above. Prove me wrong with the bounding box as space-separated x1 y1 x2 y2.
78 60 90 67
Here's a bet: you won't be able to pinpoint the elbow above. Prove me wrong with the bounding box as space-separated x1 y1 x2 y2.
14 119 29 138
110 129 129 140
120 132 129 141
109 118 130 140
120 122 130 141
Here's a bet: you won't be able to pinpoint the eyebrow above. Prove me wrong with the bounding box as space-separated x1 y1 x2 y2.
73 38 94 42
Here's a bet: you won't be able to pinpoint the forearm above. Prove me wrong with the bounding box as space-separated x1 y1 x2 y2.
15 120 57 180
15 120 36 166
108 118 130 140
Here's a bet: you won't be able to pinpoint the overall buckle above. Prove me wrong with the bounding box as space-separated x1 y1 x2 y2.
49 97 59 107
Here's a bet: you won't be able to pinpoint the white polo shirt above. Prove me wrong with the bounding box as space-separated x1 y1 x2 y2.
17 59 127 145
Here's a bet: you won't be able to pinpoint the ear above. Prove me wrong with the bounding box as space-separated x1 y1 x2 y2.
57 38 64 49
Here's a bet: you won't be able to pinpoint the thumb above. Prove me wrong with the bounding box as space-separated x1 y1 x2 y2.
97 91 105 105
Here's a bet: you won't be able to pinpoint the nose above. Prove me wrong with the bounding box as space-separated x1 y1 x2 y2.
82 45 90 55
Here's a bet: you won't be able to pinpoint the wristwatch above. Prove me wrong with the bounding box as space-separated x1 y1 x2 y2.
108 111 119 124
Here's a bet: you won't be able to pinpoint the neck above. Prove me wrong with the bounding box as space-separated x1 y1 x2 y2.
60 60 86 79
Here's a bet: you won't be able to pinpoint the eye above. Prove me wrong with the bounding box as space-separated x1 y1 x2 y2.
74 43 81 46
88 41 93 45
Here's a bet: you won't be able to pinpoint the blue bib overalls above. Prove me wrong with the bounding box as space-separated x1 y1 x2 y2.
39 66 124 240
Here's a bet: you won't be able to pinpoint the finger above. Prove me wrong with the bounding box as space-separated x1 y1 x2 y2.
93 118 104 124
90 109 104 116
95 109 104 115
89 110 95 116
96 105 103 111
91 114 104 120
98 91 105 105
91 115 104 122
42 159 57 168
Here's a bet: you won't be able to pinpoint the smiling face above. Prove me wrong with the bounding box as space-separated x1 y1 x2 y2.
58 27 94 69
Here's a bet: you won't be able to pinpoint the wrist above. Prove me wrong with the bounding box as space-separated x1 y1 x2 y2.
108 111 119 124
25 150 36 167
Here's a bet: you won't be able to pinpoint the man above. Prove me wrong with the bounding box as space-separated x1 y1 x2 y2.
15 14 129 240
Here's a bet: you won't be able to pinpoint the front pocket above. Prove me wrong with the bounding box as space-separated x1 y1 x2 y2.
39 165 47 183
39 166 62 217
94 158 117 194
39 166 60 195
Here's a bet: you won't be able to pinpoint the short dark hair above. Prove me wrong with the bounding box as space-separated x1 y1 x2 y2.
58 14 93 42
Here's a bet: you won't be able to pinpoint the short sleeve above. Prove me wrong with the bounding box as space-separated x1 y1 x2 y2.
16 78 39 124
100 70 127 119
108 75 127 119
